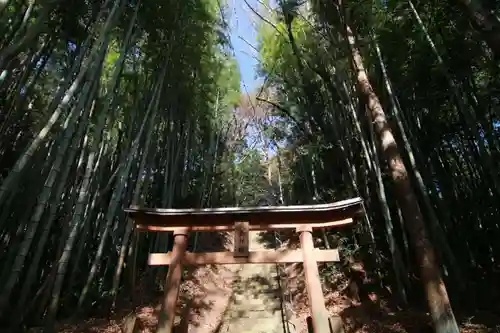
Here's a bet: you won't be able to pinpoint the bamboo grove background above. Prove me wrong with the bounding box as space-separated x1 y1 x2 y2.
1 0 500 332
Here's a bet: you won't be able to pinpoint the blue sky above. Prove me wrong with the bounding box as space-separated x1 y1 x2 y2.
228 0 262 92
227 0 280 157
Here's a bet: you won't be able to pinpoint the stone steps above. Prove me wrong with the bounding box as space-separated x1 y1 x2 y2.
220 231 287 333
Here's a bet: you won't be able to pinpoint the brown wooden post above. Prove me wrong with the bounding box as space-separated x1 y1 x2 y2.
156 227 189 333
298 225 330 333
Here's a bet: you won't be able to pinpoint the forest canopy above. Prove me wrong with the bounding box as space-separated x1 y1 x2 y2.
1 0 500 332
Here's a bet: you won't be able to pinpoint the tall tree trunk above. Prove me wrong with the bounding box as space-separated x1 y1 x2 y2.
343 17 460 333
373 34 464 294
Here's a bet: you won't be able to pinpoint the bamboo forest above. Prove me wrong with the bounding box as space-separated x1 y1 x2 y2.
1 0 500 332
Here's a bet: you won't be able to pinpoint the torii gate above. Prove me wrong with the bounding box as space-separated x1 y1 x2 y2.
125 197 363 333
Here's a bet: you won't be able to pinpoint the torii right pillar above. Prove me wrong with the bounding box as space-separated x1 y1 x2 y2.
298 225 344 333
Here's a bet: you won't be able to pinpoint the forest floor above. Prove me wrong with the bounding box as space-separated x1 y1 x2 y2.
28 231 500 333
30 265 500 333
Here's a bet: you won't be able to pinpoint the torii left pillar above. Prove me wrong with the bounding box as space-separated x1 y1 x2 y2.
156 227 189 333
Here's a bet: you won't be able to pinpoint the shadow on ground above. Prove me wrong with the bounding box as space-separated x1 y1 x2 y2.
24 230 500 333
283 261 500 333
254 230 500 333
25 231 236 333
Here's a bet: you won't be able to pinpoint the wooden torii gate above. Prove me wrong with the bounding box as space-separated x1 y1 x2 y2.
125 197 363 333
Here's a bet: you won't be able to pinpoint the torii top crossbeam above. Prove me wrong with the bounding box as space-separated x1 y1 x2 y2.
125 197 364 232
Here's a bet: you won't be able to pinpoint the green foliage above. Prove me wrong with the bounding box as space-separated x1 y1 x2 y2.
233 148 271 206
2 0 500 328
256 0 500 314
0 0 242 326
